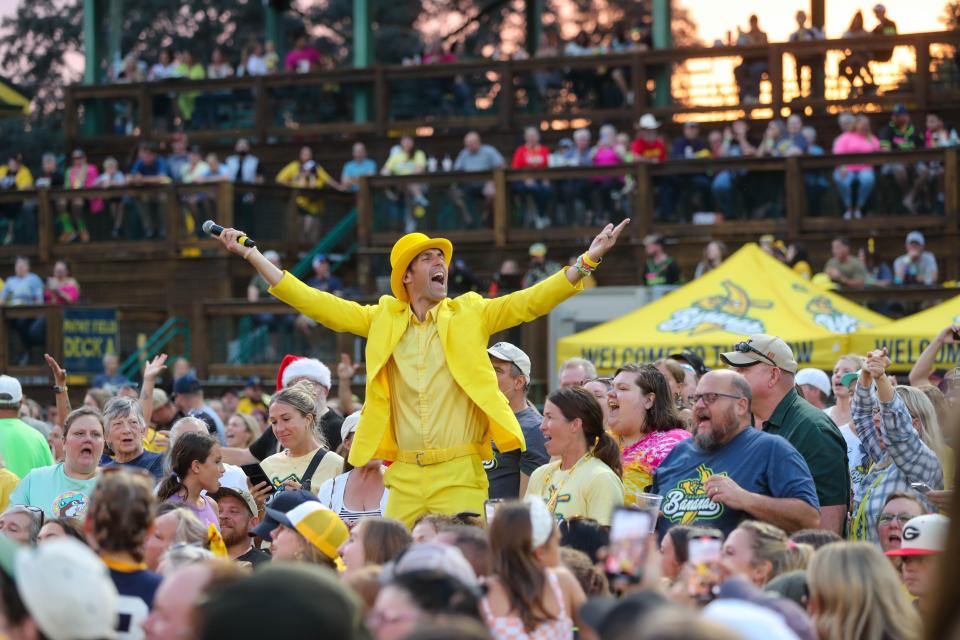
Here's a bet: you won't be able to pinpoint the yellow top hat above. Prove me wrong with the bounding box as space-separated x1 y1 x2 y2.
389 232 453 301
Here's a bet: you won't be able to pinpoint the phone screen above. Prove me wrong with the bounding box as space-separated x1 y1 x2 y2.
240 463 276 494
484 499 503 523
604 508 653 585
686 535 723 603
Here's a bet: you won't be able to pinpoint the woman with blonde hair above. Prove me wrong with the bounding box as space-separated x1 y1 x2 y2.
850 350 944 542
260 381 344 494
722 520 812 587
807 542 921 640
224 412 262 448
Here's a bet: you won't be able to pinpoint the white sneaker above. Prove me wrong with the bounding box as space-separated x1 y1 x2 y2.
842 210 853 220
854 209 863 219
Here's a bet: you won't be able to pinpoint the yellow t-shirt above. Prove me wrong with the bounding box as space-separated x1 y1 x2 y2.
525 455 624 526
382 150 426 176
142 428 169 454
275 161 333 215
261 447 344 495
387 306 486 452
0 468 21 512
0 166 34 190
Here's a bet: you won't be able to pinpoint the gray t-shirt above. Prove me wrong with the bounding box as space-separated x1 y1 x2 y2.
485 406 549 499
893 251 938 285
454 145 504 173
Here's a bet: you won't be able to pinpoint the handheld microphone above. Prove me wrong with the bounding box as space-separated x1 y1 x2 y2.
202 220 256 248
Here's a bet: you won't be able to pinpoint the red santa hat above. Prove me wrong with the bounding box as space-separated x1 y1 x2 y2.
276 355 332 390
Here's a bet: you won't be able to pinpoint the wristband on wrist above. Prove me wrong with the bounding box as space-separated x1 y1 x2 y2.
574 255 594 278
53 385 67 394
581 253 601 269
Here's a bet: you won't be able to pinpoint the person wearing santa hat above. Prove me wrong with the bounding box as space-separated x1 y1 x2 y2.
215 219 629 526
223 354 345 466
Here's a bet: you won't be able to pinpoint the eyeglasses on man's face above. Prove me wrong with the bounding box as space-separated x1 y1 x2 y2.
692 392 744 406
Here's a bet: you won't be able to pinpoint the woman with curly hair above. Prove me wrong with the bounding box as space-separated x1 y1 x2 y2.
84 467 162 637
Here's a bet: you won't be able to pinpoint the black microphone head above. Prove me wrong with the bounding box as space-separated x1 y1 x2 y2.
201 220 216 234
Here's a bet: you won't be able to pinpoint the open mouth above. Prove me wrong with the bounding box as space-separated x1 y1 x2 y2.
696 411 711 428
887 533 901 546
120 437 135 447
430 269 446 285
80 445 94 456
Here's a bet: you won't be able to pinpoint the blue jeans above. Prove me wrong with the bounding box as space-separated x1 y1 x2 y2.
833 167 875 209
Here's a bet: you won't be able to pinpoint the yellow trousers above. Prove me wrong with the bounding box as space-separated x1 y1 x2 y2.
383 455 488 527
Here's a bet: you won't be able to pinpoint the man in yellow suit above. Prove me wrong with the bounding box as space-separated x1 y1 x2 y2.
216 220 628 525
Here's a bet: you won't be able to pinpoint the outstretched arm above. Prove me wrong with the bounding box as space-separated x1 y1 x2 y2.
482 220 631 334
215 226 374 336
564 219 630 285
909 325 958 387
216 228 284 286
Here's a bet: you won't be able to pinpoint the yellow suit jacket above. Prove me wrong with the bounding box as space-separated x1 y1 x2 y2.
269 269 583 466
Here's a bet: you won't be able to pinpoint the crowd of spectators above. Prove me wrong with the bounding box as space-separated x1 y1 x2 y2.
0 324 953 639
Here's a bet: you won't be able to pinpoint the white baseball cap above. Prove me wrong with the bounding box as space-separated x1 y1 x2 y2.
210 472 259 516
4 536 120 640
885 514 949 557
340 410 361 444
795 368 832 397
0 375 22 405
487 342 532 378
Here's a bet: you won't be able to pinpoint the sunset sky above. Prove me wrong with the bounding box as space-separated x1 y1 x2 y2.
0 0 949 53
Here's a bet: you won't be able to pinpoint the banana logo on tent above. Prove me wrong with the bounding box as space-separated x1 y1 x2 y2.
657 280 772 336
806 296 864 334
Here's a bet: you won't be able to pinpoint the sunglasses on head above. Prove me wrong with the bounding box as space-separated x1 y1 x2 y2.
733 341 779 368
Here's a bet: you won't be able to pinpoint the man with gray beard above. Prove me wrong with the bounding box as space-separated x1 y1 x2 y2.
652 370 820 537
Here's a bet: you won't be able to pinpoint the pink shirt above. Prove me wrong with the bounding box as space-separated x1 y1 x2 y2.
621 428 691 504
832 132 881 171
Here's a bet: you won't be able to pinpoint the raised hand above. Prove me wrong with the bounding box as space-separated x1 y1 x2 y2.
44 353 67 387
936 325 960 345
865 348 890 379
337 353 359 380
586 218 631 262
143 353 168 381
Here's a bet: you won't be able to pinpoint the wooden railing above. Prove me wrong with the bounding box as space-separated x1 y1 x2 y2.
0 183 356 262
64 30 960 147
192 299 373 380
0 304 168 380
357 147 959 241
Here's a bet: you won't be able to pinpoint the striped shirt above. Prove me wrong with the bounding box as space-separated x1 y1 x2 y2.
317 470 389 527
850 386 942 542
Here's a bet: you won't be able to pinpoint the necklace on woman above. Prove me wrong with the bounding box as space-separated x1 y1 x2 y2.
542 453 592 513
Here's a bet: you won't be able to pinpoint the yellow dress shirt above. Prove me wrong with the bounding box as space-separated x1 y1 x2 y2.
387 305 487 452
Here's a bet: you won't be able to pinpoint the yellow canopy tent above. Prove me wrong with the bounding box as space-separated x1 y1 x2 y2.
0 79 29 117
850 294 960 371
557 244 890 372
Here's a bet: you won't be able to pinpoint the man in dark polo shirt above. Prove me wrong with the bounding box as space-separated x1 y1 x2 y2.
721 334 850 534
485 342 549 499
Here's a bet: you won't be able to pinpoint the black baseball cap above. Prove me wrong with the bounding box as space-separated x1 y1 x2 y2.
250 489 318 541
669 349 709 377
173 374 202 395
